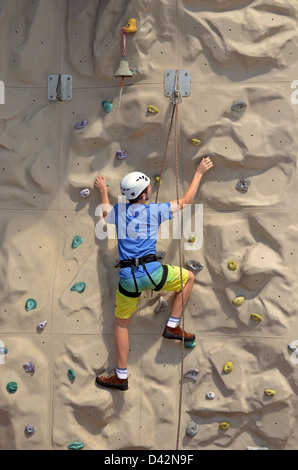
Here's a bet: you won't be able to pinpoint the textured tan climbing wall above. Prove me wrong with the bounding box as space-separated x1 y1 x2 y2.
1 0 298 450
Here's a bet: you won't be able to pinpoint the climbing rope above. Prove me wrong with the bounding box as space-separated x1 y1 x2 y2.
173 94 186 451
154 76 186 450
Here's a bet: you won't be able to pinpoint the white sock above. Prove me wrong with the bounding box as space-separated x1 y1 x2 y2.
167 316 180 328
116 367 127 379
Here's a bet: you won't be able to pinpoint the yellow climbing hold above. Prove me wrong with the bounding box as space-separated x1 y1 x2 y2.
191 138 201 146
121 18 137 34
264 389 275 397
227 260 237 271
223 361 233 373
155 176 161 186
232 295 245 307
219 422 230 431
251 313 262 322
148 105 159 114
188 233 196 243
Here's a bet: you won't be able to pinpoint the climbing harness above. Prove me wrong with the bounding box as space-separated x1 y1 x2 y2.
115 255 168 297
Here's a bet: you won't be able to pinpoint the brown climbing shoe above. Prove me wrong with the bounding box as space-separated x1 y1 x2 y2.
95 371 128 391
162 325 195 342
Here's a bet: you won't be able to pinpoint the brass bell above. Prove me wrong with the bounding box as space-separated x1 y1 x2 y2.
114 60 133 78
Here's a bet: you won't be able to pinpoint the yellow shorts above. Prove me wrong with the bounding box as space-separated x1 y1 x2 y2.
114 264 189 319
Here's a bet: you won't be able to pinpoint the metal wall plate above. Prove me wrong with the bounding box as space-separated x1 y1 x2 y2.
48 74 72 101
164 70 190 98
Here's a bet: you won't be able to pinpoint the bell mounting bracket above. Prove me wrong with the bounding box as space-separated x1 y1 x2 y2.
48 74 72 101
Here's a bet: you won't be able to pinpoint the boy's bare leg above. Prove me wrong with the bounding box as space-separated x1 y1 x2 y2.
170 270 195 319
114 316 131 370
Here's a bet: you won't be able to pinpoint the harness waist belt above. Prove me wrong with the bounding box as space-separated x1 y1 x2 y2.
115 254 158 269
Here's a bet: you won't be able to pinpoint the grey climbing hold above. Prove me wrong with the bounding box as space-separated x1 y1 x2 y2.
37 320 47 331
186 420 199 437
183 369 199 383
156 251 166 260
235 178 250 192
23 361 35 373
231 101 247 112
154 297 168 313
206 391 216 400
186 260 204 272
25 425 36 436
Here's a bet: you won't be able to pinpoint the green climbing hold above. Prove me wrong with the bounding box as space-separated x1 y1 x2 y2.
232 295 245 307
227 260 237 271
185 340 196 349
71 282 86 293
68 441 84 450
68 369 76 381
72 236 83 249
25 298 37 311
7 381 18 394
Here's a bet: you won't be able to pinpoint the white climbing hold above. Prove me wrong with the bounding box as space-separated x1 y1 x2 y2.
183 369 200 383
206 391 216 400
80 188 90 198
154 297 168 313
37 320 47 331
246 446 269 450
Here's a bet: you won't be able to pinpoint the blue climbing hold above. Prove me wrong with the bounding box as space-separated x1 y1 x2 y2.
68 441 84 450
185 340 196 349
68 369 76 381
7 381 18 394
25 298 37 311
72 236 83 249
71 282 86 293
102 101 113 112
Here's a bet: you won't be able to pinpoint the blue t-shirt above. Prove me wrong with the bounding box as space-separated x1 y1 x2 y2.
108 201 172 279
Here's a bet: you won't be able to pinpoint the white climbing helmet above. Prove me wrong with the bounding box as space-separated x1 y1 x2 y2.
120 171 150 199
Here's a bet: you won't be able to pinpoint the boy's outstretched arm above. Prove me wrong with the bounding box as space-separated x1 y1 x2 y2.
169 156 213 212
95 175 111 218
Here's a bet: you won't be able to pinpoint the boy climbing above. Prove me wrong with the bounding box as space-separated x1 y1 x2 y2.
95 156 213 390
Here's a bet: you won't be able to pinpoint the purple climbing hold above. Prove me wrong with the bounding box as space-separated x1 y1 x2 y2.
74 119 87 129
23 361 35 373
116 150 127 160
25 425 36 436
